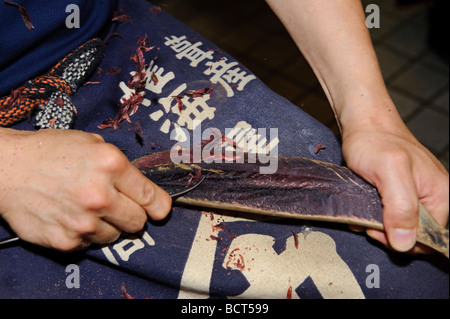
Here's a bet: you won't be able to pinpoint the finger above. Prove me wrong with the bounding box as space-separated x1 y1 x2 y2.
366 229 390 247
82 219 122 245
348 225 366 232
376 155 419 252
114 163 172 221
99 189 149 234
39 217 121 252
415 162 449 226
367 228 436 256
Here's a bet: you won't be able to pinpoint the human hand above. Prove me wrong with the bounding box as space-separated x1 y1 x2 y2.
266 0 448 255
341 118 449 254
0 128 172 251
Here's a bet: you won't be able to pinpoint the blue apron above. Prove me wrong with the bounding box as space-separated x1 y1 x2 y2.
0 0 448 299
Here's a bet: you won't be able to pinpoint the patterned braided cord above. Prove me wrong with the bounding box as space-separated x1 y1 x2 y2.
0 38 104 129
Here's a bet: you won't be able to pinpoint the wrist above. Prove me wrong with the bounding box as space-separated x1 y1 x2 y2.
334 89 408 139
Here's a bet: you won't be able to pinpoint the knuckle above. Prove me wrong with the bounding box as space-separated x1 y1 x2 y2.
71 217 98 236
127 214 147 233
91 227 121 245
97 144 128 173
389 198 418 222
396 199 417 215
102 231 121 245
50 236 84 252
79 187 112 211
140 183 157 206
383 149 410 168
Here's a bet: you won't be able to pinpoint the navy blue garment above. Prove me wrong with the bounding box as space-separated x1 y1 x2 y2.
0 0 448 299
0 0 117 97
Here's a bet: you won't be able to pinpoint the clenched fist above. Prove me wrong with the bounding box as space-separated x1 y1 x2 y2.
0 128 172 251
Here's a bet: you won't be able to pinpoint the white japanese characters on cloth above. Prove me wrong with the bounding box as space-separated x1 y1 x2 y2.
0 0 447 299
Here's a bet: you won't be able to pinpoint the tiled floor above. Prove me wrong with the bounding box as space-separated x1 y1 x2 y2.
154 0 449 170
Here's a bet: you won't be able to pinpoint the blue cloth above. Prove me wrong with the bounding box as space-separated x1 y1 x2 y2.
0 0 448 299
0 0 117 97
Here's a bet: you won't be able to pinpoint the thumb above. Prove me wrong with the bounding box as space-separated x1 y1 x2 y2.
375 155 419 252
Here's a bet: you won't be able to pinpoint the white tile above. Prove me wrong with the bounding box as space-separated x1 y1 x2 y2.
422 49 450 73
431 89 449 114
385 11 428 57
407 108 449 152
388 87 421 119
390 63 448 100
374 45 410 79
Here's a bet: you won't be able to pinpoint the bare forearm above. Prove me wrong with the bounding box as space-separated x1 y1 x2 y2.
266 0 449 253
265 0 400 134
